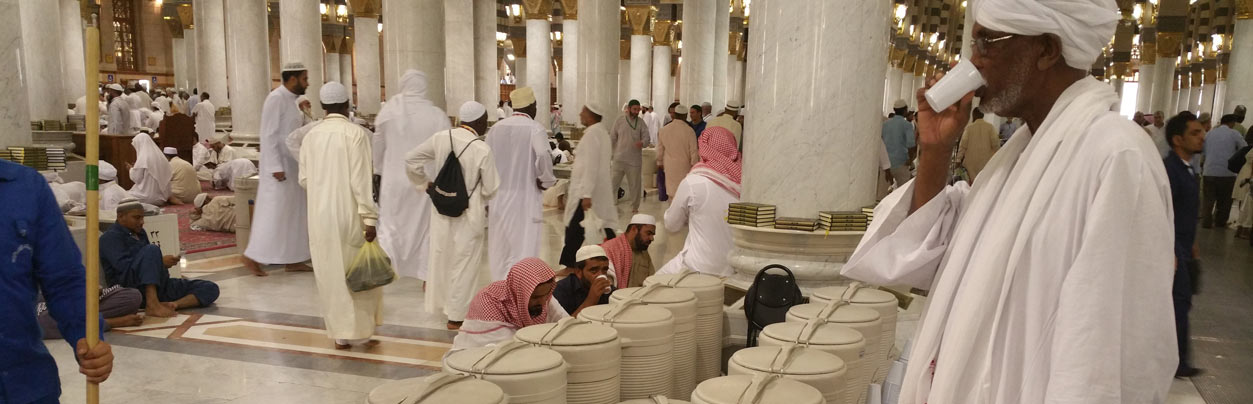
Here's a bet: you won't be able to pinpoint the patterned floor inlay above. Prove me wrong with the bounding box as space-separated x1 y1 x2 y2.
179 321 450 368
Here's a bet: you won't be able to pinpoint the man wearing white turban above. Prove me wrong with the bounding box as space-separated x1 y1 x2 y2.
372 70 450 282
484 86 557 281
97 161 132 212
843 1 1177 403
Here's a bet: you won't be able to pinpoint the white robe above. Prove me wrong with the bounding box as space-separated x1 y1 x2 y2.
98 182 130 212
842 78 1177 404
245 85 311 265
563 122 619 230
450 299 568 350
212 158 258 191
372 71 450 281
298 114 383 340
405 127 500 322
191 100 217 143
127 134 172 205
659 174 738 277
154 96 172 115
192 143 240 181
485 113 557 280
105 98 131 135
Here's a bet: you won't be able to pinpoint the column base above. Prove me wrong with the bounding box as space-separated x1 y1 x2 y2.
725 224 864 294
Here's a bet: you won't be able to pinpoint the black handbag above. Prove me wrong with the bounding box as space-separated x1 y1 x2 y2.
743 264 804 346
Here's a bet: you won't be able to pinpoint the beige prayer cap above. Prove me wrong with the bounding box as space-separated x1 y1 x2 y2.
893 99 908 109
459 101 487 122
510 87 537 108
116 198 143 214
209 132 229 145
106 83 125 92
281 62 307 72
194 193 209 209
320 81 350 104
575 245 608 262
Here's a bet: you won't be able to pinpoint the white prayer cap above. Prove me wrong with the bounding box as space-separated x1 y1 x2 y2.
163 147 178 155
585 102 605 117
98 160 117 181
972 0 1119 70
106 83 124 92
209 131 229 145
459 101 487 122
320 81 350 104
575 245 608 262
281 62 307 72
194 193 209 209
630 214 656 226
116 197 143 214
893 99 908 109
725 102 742 112
510 87 536 108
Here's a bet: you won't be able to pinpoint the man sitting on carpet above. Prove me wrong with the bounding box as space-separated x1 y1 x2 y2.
165 146 201 204
100 199 220 317
600 214 657 289
190 193 236 233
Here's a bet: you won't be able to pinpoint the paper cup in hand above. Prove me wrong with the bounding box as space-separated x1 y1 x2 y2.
924 60 984 111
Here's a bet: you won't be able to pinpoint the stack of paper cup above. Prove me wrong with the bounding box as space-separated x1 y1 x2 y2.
610 284 699 399
517 318 623 404
580 298 676 400
643 271 724 384
443 341 569 404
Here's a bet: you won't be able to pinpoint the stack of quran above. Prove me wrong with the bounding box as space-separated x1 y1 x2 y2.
861 206 875 221
774 217 820 232
30 121 43 131
41 120 64 131
67 115 87 131
3 147 66 171
727 202 776 227
819 211 870 231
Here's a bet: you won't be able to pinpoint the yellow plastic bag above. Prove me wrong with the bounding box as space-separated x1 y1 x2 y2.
346 240 395 292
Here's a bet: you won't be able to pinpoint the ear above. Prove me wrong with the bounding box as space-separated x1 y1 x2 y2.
1036 34 1066 71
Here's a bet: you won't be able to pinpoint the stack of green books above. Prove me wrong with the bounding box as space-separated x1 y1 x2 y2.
727 202 776 227
861 206 875 220
819 211 869 231
5 147 49 170
41 120 64 131
775 217 820 232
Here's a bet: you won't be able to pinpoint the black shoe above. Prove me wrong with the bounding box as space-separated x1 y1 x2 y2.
1175 366 1203 378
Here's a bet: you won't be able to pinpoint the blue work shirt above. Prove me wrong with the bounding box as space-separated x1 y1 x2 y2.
881 116 916 168
1164 153 1200 262
1201 125 1248 177
690 120 707 139
0 160 103 403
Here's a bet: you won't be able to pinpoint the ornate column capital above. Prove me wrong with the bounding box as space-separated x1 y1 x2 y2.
1237 0 1252 19
1112 62 1129 78
323 35 341 53
625 5 654 36
177 3 195 29
511 38 527 58
166 18 184 39
620 39 631 60
1156 32 1183 58
1141 42 1158 63
652 20 674 45
349 0 382 19
523 0 553 20
559 0 578 20
729 31 743 56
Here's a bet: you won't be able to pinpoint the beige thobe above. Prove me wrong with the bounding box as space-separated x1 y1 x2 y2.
656 121 699 196
191 196 236 232
168 157 201 203
957 119 1001 182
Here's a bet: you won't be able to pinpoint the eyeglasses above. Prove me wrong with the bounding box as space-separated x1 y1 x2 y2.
971 34 1018 55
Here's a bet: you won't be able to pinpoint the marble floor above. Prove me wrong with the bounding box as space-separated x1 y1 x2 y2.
45 193 1230 403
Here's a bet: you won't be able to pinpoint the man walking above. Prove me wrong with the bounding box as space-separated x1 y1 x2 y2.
609 99 651 214
485 87 557 281
1200 114 1249 228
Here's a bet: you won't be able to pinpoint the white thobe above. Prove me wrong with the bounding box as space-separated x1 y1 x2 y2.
658 175 738 277
98 182 131 212
192 143 240 181
244 85 311 265
74 96 86 115
563 122 619 230
212 158 258 191
1148 124 1169 158
154 96 172 115
298 114 383 340
485 113 557 280
842 78 1177 404
143 110 164 130
192 100 217 143
644 111 662 146
372 77 450 281
105 98 131 135
405 127 501 322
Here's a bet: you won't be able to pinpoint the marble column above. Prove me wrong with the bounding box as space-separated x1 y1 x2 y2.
1189 67 1203 113
324 49 342 86
446 0 475 118
712 0 729 110
560 1 579 124
1112 78 1125 111
524 1 552 126
728 0 891 290
383 0 445 109
680 0 715 106
0 0 30 146
194 0 229 107
1151 57 1176 113
1226 17 1253 116
281 0 323 114
172 36 188 90
578 0 619 124
224 0 270 142
629 35 652 104
899 67 914 107
1177 71 1190 113
650 20 672 112
729 54 743 106
184 28 199 90
1136 62 1155 113
884 66 902 113
1212 77 1227 118
340 45 354 104
1201 81 1215 120
59 0 84 105
619 42 631 107
353 14 381 114
19 0 65 121
474 0 499 121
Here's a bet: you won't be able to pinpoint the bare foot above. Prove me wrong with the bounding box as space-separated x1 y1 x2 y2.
105 313 145 328
334 342 351 350
447 321 463 331
285 263 312 272
146 303 177 318
242 257 268 276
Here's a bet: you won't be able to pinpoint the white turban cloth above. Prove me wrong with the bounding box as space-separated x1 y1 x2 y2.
972 0 1119 70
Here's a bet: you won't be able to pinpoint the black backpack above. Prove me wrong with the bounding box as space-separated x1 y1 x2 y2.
1228 145 1251 174
427 130 481 217
744 264 804 347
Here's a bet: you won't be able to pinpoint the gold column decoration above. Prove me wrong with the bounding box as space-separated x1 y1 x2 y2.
166 19 184 39
559 0 578 20
523 0 553 20
349 0 381 18
1113 62 1129 78
890 44 907 68
913 54 927 76
323 35 341 54
340 37 353 55
902 52 918 76
1156 32 1183 58
652 20 674 46
729 31 743 56
625 5 654 36
1141 42 1157 64
1218 58 1228 81
1190 61 1204 87
177 3 194 29
512 38 527 58
621 39 630 60
1237 0 1251 19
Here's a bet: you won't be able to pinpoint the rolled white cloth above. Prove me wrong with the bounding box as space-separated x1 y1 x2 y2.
972 0 1119 70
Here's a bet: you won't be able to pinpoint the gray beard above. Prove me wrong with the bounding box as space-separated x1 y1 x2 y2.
979 62 1031 115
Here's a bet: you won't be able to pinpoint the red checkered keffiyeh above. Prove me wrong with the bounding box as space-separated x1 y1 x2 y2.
690 126 742 198
600 235 633 289
465 258 556 329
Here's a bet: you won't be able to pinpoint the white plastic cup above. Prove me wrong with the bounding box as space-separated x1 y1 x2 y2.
596 274 611 293
924 60 985 111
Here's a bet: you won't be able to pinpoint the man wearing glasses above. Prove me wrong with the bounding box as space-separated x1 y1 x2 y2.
843 0 1178 403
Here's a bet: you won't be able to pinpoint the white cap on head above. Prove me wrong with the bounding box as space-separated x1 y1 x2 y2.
116 198 143 214
281 62 307 72
893 99 908 109
98 160 117 181
629 214 656 226
575 245 608 262
973 0 1119 70
210 132 230 145
725 102 742 112
509 87 536 108
163 147 178 155
106 83 125 92
194 193 209 208
459 101 487 123
320 81 350 104
585 102 605 117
